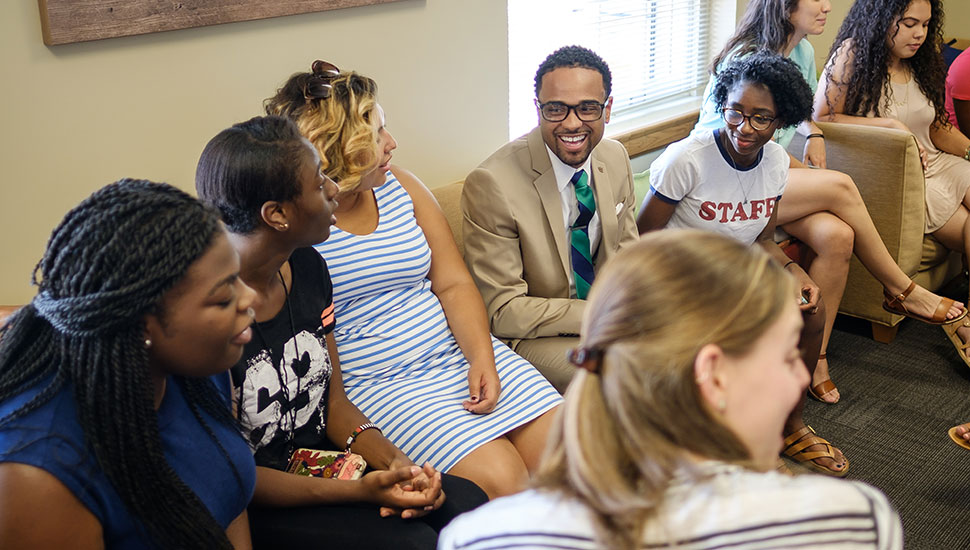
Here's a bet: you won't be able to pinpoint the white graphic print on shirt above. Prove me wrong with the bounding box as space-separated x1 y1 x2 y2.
238 329 332 450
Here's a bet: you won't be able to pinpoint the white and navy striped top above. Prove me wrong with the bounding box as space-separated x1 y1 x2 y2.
314 173 561 471
439 462 902 549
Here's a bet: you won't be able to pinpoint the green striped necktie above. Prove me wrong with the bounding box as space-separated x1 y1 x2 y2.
569 169 596 299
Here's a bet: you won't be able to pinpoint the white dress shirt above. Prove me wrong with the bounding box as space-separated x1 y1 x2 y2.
545 146 601 298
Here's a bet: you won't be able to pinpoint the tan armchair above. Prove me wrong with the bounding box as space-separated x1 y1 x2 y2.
789 122 963 343
0 306 19 328
431 181 466 257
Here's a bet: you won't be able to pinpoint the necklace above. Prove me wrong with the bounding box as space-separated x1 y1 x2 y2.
887 65 912 110
250 268 302 452
721 132 755 204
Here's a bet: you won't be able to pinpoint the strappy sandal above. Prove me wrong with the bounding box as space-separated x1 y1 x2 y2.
782 425 849 477
948 423 970 450
807 353 839 404
942 317 970 369
883 281 967 325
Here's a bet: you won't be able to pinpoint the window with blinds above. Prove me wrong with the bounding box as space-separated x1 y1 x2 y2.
508 0 716 139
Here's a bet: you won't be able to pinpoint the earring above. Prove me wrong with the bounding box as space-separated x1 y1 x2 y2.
717 398 727 413
144 338 152 349
279 223 289 231
246 307 255 318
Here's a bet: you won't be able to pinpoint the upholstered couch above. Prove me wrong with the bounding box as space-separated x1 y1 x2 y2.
0 306 18 328
432 182 466 258
788 122 963 342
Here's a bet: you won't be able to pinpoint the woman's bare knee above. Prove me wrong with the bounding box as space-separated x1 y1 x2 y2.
812 217 854 260
821 170 862 201
448 439 529 499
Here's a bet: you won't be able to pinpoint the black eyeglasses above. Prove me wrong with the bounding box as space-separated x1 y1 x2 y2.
304 60 340 101
536 100 607 122
721 108 776 131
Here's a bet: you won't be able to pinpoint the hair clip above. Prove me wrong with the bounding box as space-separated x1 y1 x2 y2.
304 60 340 101
566 346 602 373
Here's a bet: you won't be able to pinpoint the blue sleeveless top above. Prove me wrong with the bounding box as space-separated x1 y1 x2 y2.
0 372 255 548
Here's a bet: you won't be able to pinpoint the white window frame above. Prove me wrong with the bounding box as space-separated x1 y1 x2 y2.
507 0 738 141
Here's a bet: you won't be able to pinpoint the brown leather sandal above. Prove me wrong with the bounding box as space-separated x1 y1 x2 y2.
948 424 970 451
782 425 849 477
807 353 838 404
883 281 966 325
942 317 970 369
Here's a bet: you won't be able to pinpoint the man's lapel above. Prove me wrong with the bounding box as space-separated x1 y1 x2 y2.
528 129 571 277
590 152 617 267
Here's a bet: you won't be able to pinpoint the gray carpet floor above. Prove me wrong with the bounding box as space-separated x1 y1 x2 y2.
801 302 970 549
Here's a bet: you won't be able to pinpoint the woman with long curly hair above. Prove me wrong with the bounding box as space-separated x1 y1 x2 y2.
0 180 258 548
691 0 965 408
263 63 561 499
439 230 902 550
817 0 970 367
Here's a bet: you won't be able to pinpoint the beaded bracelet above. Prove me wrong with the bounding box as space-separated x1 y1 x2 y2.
807 133 825 140
345 422 382 452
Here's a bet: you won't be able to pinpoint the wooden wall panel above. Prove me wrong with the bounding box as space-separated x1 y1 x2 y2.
615 110 700 158
38 0 407 46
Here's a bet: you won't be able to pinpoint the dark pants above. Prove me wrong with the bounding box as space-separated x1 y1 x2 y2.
248 474 487 550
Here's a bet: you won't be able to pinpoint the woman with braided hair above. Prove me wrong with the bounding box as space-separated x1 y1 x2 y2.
0 180 258 548
440 230 902 550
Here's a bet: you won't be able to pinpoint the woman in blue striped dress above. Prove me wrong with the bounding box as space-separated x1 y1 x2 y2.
265 62 562 499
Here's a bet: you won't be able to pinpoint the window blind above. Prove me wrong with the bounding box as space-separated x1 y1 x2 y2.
508 0 714 139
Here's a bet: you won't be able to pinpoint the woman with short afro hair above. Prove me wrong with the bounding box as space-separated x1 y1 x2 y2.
640 51 849 477
692 0 965 411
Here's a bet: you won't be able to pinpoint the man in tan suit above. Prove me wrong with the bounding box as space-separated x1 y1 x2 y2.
462 46 639 391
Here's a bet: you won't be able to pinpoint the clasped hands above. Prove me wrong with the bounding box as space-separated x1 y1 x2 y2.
368 459 445 519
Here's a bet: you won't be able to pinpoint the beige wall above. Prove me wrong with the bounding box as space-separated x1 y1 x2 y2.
0 0 508 303
3 0 965 304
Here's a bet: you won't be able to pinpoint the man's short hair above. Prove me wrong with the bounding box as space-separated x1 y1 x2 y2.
534 45 612 98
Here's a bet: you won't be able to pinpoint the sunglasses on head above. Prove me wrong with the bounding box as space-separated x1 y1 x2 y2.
304 60 340 101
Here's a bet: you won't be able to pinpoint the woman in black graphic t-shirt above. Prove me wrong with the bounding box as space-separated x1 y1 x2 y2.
196 115 486 549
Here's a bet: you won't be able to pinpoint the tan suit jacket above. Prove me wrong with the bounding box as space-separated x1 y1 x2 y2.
462 127 639 341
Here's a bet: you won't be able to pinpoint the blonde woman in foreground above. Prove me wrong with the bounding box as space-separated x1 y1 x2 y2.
438 230 902 550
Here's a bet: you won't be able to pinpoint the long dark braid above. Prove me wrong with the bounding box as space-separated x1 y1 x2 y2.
824 0 948 126
0 179 239 549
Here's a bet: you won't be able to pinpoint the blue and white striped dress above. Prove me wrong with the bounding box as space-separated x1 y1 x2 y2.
315 173 562 472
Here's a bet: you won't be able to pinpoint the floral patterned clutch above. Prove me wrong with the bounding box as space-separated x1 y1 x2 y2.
286 448 367 480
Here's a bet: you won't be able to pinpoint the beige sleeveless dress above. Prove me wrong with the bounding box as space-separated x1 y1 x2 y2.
883 76 970 233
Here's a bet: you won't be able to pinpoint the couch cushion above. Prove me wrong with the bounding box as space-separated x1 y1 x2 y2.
431 181 465 257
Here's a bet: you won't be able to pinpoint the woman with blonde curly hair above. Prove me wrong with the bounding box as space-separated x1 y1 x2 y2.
264 62 561 499
439 230 902 550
